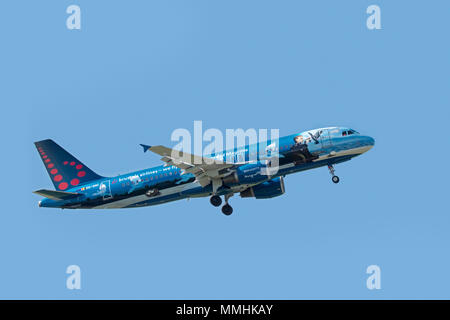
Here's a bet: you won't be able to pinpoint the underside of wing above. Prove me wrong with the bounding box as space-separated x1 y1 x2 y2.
148 145 236 188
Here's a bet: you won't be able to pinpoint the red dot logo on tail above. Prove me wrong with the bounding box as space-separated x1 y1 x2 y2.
35 139 104 192
59 182 69 190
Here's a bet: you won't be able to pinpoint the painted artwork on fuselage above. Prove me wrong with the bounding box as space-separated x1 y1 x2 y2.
290 131 321 164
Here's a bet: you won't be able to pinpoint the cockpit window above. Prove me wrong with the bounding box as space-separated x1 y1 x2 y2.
342 129 359 136
349 129 359 135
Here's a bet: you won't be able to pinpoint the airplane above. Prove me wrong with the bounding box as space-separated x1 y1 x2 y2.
33 127 375 215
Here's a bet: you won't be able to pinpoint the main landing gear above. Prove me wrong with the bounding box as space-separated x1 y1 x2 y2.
222 204 233 215
210 195 222 207
210 194 233 215
328 164 340 184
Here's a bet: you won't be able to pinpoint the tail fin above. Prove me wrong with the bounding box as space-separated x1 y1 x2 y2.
34 139 104 190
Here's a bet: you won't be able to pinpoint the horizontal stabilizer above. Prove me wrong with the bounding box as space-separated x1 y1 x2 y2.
33 189 81 201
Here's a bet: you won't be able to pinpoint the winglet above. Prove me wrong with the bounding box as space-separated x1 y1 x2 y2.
140 144 151 153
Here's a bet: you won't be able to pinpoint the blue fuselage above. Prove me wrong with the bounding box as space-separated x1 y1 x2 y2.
39 127 374 209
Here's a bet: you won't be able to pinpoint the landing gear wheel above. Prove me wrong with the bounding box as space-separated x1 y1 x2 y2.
221 204 233 215
210 195 222 207
328 164 340 184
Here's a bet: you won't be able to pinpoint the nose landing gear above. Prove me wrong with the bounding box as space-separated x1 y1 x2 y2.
328 164 340 184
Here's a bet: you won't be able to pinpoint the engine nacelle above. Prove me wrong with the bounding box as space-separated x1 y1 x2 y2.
222 162 271 185
240 177 285 199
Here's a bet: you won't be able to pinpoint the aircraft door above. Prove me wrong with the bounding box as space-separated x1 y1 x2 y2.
320 129 333 149
99 180 112 200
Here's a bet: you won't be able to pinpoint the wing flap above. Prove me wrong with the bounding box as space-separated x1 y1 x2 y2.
149 145 233 171
150 145 210 166
146 145 236 190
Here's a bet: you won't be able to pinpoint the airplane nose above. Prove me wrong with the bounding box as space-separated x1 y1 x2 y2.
368 136 375 146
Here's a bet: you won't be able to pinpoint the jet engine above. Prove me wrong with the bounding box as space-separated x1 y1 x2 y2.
222 162 272 185
240 177 285 199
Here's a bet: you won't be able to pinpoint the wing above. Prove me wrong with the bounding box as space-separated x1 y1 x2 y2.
148 145 235 188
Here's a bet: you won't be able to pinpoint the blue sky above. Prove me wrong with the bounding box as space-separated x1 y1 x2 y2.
1 0 449 299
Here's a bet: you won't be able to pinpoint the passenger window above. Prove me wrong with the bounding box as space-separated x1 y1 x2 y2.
342 131 347 136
